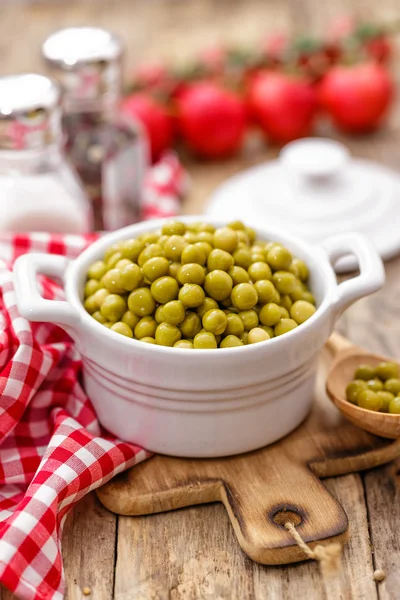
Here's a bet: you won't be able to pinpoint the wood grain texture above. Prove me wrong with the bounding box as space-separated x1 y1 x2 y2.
98 345 400 566
0 0 399 598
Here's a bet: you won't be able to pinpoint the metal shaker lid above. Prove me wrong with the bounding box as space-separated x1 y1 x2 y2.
0 74 62 150
42 27 123 108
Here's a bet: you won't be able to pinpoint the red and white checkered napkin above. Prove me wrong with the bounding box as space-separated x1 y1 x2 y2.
0 153 186 600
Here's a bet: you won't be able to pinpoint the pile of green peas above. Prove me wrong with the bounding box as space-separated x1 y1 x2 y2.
346 362 400 413
83 220 317 349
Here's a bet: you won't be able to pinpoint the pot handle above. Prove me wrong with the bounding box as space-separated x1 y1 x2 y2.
13 253 81 332
321 233 385 316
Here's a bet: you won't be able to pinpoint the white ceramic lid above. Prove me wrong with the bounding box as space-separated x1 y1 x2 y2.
206 138 400 271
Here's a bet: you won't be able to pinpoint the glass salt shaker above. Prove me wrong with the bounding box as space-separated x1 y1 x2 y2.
0 74 92 234
42 27 149 231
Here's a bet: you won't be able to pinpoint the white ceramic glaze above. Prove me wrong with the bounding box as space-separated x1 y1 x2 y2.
207 138 400 272
13 217 385 457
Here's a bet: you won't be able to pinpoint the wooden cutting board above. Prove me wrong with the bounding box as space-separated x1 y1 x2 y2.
97 341 400 565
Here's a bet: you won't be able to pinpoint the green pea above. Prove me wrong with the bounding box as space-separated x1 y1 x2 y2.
346 380 367 404
228 220 245 230
225 313 244 337
248 262 272 282
389 396 400 414
107 251 124 268
141 232 161 245
194 241 212 259
138 243 164 267
238 310 259 331
121 238 145 262
237 230 250 245
232 247 252 269
290 300 316 325
100 294 127 322
274 318 298 336
193 222 215 233
104 242 123 262
279 306 290 319
142 257 170 282
179 283 205 308
174 340 194 349
204 270 233 301
254 280 278 304
162 300 186 325
231 283 258 311
354 364 376 381
92 310 106 324
155 323 182 346
110 322 133 338
280 294 293 312
366 379 384 392
207 249 234 272
122 310 140 330
180 312 202 338
377 391 395 413
248 327 270 344
259 303 281 327
375 362 399 381
84 297 97 317
358 390 382 411
240 331 249 345
120 263 144 291
93 288 109 307
196 231 214 245
272 271 297 294
220 335 243 348
151 277 179 304
178 263 206 285
102 269 125 293
134 316 157 339
213 227 238 253
260 325 274 338
196 297 219 318
181 244 207 266
384 379 400 395
128 288 156 317
289 258 309 281
302 291 316 304
202 309 228 335
246 227 256 244
162 221 186 236
169 262 182 279
228 266 250 286
84 279 101 297
183 231 198 244
87 260 108 281
193 331 218 349
266 245 292 271
163 235 187 261
115 259 133 270
155 306 165 324
140 336 156 344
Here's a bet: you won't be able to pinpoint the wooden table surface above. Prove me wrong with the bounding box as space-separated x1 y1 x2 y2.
1 0 400 598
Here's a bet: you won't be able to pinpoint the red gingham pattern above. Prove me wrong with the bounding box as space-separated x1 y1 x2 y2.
0 154 186 600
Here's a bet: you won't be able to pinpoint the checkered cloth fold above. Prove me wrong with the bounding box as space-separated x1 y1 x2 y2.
0 153 186 600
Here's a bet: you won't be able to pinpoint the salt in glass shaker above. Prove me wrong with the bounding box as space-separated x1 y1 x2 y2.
0 73 92 234
42 27 149 231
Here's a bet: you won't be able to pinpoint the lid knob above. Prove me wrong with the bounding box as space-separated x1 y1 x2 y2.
0 74 62 151
280 138 350 180
42 27 123 109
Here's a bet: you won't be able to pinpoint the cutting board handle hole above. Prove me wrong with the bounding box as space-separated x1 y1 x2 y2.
272 508 303 528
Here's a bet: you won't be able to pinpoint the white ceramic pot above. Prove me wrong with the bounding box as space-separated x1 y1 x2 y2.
13 217 385 458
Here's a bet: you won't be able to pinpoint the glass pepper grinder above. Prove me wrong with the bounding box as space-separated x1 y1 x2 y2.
0 73 92 234
42 27 149 231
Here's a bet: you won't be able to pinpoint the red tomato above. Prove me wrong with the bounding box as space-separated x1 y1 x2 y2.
177 82 247 159
319 63 394 133
121 93 174 161
247 71 318 143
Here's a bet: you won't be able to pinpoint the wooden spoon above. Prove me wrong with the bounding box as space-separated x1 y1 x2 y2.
326 332 400 439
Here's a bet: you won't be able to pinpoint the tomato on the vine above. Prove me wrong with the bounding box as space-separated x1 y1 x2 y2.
121 93 175 161
247 71 318 143
176 82 247 158
319 63 394 133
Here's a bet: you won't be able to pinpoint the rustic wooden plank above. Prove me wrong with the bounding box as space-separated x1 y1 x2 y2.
114 504 255 600
62 493 117 600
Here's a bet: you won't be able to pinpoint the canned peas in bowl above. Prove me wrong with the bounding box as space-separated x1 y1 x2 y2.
13 217 384 457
